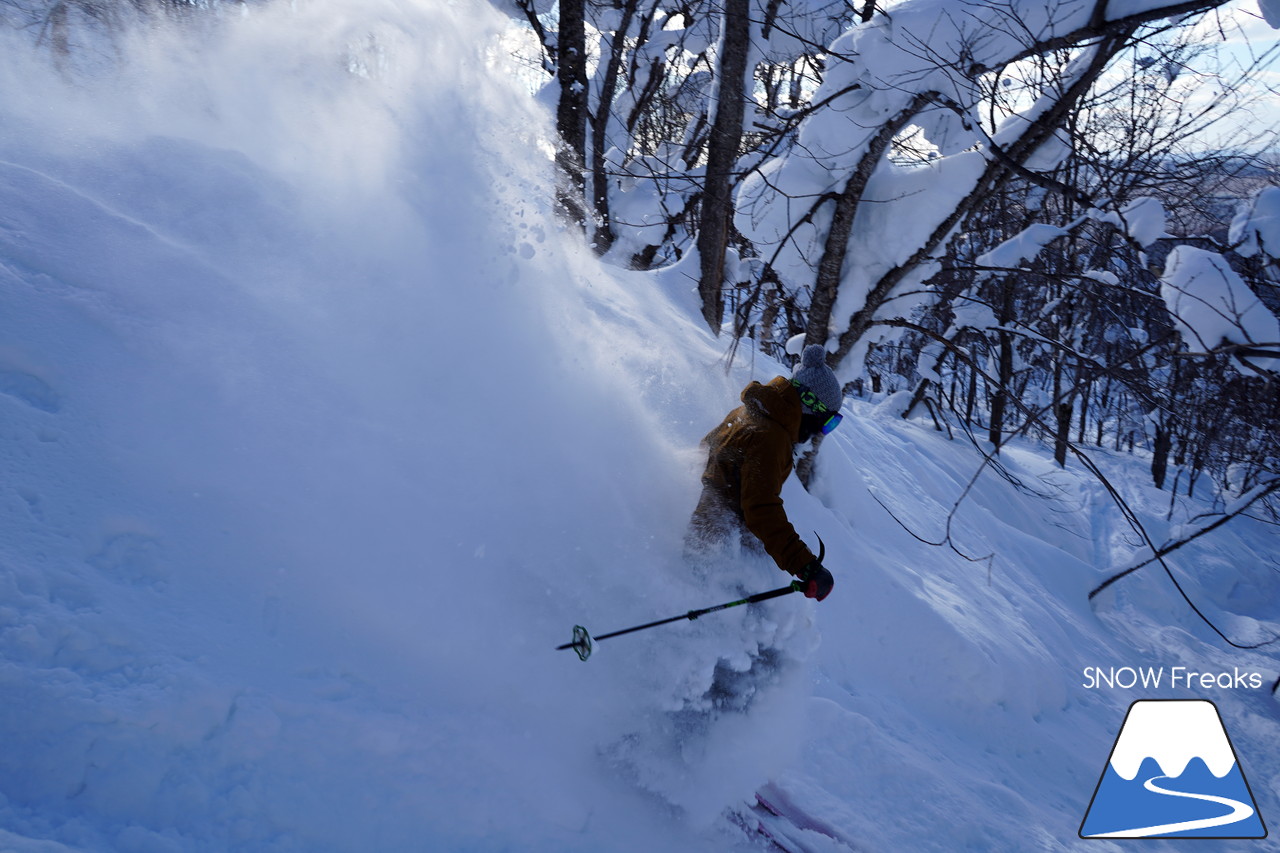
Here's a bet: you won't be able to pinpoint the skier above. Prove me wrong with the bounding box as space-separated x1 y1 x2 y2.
686 344 839 601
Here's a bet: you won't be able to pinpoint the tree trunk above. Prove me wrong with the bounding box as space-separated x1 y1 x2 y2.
964 358 977 425
988 279 1015 449
554 0 588 230
1055 399 1072 467
1152 423 1172 489
805 96 929 347
50 2 70 61
695 0 750 334
1077 380 1090 445
1053 361 1072 467
588 0 640 256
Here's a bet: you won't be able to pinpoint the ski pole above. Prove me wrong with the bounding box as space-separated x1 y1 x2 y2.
556 581 803 662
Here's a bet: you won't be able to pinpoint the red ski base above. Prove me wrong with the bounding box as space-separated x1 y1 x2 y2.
727 783 858 852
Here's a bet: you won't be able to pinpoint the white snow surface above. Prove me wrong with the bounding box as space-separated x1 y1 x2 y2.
976 223 1070 268
1230 185 1280 259
0 3 1278 853
1122 197 1170 248
1160 246 1280 363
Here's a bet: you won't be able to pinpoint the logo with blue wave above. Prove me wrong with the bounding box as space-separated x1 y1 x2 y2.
1081 700 1267 839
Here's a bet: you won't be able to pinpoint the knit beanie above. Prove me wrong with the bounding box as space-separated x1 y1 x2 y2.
791 345 842 414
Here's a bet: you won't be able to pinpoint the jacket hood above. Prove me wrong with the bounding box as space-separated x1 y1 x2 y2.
741 376 802 440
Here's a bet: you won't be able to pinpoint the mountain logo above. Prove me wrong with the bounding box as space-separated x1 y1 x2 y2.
1080 699 1267 839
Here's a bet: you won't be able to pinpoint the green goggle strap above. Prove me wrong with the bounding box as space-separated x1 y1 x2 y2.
791 379 842 433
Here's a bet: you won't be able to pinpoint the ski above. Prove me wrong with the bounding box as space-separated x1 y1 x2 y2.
727 799 802 852
727 783 859 852
756 783 855 846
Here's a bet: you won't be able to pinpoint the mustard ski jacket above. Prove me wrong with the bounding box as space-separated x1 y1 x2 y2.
691 376 816 576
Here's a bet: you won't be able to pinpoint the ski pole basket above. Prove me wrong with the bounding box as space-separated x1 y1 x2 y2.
567 625 593 661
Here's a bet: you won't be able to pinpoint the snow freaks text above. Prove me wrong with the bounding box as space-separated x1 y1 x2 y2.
1082 667 1266 690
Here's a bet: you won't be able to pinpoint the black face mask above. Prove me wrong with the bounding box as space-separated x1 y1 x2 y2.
798 412 825 444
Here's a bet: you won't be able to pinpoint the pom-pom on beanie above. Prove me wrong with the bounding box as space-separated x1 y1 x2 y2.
791 345 842 414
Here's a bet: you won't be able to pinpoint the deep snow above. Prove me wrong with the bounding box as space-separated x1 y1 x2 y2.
0 2 1277 852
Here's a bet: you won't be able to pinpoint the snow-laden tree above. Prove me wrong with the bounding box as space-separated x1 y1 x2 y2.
735 0 1280 379
507 0 857 299
873 27 1280 480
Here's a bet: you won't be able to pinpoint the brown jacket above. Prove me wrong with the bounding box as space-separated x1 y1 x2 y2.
689 376 816 576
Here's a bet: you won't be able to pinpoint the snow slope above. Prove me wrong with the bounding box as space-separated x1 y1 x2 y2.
0 2 1277 851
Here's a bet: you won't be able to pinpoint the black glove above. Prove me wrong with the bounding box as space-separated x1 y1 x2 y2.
797 561 834 602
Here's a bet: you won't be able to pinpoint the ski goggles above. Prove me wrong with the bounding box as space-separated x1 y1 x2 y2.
791 379 843 434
